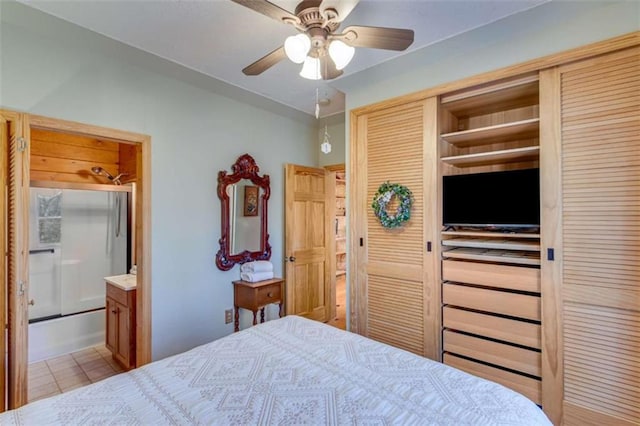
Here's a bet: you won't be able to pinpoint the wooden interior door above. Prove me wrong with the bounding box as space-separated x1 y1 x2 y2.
284 164 335 322
1 111 30 409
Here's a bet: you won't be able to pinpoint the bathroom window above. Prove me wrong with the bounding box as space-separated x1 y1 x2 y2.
37 192 62 244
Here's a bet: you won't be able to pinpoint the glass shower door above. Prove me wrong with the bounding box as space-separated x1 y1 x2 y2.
28 188 127 321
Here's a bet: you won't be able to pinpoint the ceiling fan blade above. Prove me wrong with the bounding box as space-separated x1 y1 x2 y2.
320 0 360 23
340 25 414 51
231 0 300 25
320 55 343 80
242 46 287 76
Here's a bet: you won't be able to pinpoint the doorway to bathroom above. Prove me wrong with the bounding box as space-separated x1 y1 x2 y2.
26 186 131 402
0 111 151 410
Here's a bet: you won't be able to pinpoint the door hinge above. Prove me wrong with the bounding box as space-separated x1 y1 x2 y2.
17 137 27 152
18 280 26 296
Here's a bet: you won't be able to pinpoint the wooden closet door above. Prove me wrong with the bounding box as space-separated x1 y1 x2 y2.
351 98 439 360
542 47 639 425
1 111 30 409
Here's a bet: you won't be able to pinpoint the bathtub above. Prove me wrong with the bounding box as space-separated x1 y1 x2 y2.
28 309 105 363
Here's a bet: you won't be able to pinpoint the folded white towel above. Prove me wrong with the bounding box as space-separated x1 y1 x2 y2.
240 271 274 283
240 260 273 273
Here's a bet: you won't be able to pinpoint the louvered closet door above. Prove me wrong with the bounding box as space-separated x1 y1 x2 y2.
558 47 639 425
1 111 30 409
0 114 8 411
352 98 439 360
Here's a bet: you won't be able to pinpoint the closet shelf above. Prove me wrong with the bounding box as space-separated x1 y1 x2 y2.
440 118 539 147
442 230 540 239
442 247 541 266
440 76 539 116
441 146 539 167
442 237 540 252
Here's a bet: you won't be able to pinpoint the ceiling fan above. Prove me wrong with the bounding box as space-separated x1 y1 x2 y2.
231 0 414 80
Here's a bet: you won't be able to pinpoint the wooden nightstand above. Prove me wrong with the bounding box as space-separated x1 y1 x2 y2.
232 278 284 332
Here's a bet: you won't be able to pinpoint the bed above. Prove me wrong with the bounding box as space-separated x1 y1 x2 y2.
1 315 551 425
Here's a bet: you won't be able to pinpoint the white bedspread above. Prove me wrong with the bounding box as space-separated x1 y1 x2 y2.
1 316 551 425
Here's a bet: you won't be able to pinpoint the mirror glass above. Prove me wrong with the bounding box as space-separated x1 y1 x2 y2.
227 180 263 254
216 154 271 271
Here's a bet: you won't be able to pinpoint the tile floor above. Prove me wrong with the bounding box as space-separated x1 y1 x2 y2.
28 345 124 403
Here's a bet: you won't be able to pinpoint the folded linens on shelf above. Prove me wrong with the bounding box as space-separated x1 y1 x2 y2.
240 260 273 273
240 270 274 282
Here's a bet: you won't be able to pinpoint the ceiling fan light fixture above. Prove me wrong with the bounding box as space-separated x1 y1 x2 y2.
284 34 311 64
299 56 322 80
328 40 355 70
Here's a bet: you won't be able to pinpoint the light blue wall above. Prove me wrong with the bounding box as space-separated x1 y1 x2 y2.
317 113 346 167
1 2 317 360
335 1 639 114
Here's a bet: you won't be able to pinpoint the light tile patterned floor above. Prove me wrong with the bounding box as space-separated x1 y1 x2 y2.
28 345 124 403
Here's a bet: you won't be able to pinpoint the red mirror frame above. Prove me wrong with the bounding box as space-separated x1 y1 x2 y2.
216 153 271 271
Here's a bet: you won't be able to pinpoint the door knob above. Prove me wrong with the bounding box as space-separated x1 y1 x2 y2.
28 299 35 306
288 256 296 262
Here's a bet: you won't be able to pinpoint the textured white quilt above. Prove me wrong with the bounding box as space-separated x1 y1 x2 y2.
0 316 551 425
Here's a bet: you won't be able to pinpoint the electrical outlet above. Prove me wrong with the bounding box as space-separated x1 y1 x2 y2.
224 309 233 324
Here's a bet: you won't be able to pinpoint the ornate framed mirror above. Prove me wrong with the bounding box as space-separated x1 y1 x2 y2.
216 154 271 270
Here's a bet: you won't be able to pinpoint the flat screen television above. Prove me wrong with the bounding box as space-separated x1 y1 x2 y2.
443 168 540 229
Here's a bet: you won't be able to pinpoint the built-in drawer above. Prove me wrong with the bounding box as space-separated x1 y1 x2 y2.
443 306 540 349
106 282 128 306
442 259 540 292
443 283 540 321
443 329 541 377
444 353 541 405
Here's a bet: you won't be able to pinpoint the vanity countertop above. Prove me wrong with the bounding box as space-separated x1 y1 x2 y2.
104 274 137 291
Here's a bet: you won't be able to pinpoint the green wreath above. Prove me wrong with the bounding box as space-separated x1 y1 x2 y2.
371 181 413 228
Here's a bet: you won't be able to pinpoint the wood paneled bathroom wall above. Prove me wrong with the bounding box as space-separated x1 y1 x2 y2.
30 127 138 186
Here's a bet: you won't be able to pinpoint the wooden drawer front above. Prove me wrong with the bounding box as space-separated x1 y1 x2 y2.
444 330 541 377
443 260 540 292
106 283 128 306
444 353 541 405
256 283 282 305
443 306 540 349
443 283 540 321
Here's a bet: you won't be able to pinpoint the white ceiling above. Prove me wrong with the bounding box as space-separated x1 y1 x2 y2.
17 0 549 117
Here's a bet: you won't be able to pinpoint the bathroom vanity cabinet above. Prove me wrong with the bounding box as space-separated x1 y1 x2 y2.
105 275 137 369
